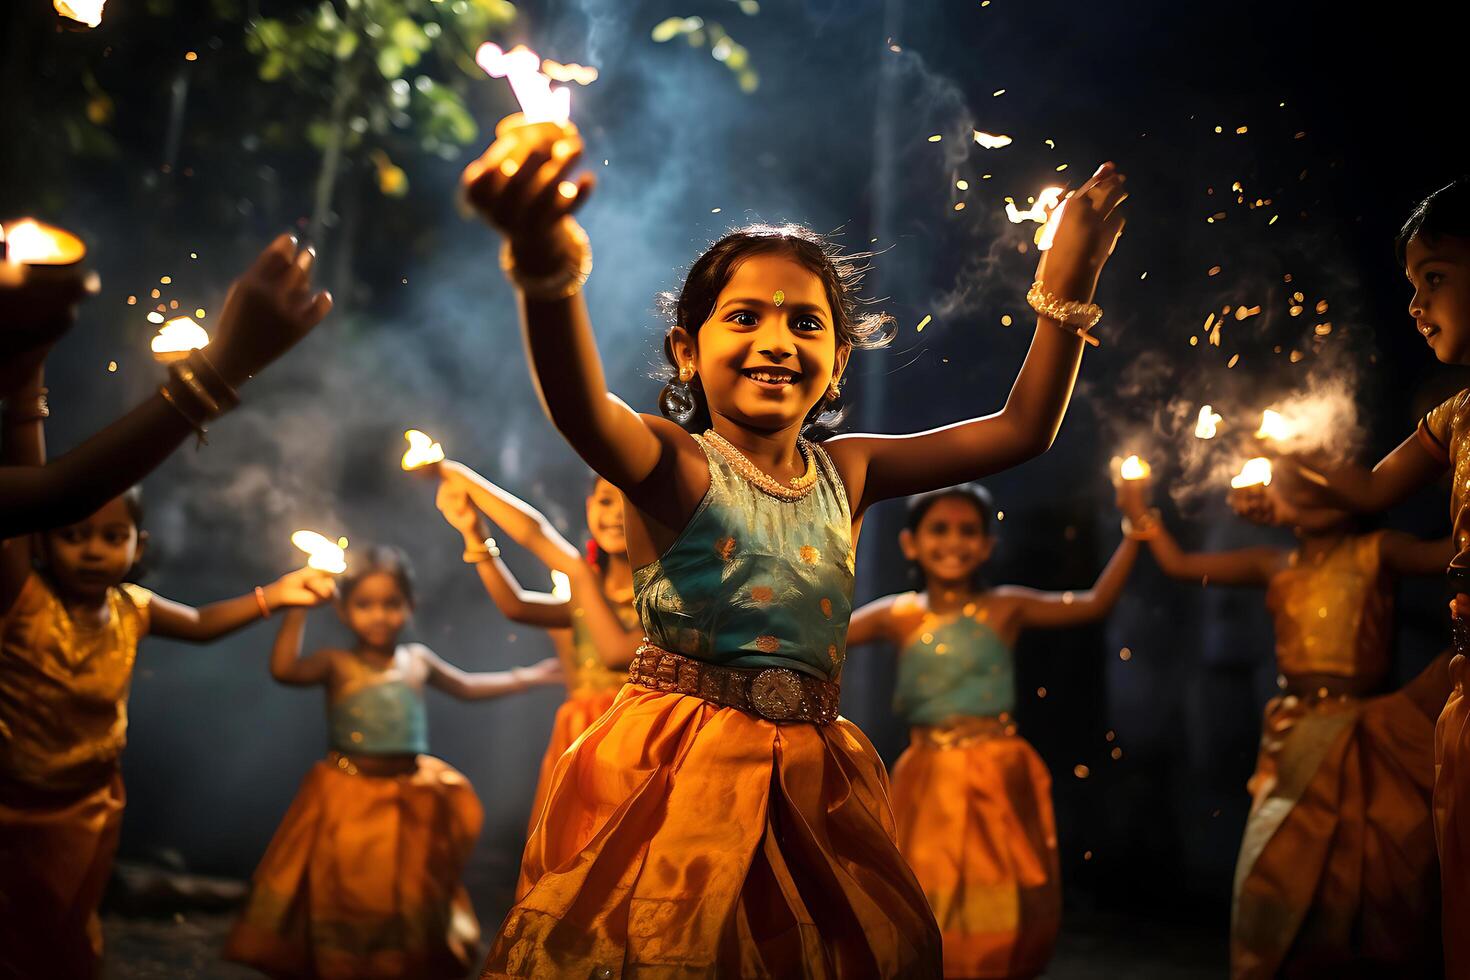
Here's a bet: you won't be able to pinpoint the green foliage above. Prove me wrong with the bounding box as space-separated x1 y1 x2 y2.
650 12 759 92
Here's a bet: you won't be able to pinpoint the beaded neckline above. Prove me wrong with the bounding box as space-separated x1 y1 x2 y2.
702 429 819 501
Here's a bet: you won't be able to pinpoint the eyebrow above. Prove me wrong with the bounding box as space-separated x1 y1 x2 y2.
714 296 829 317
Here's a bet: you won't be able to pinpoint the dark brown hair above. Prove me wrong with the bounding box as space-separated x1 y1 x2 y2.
1397 176 1470 265
340 544 416 607
656 223 894 436
904 484 996 589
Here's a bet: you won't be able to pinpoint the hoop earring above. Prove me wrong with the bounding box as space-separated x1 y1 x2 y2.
827 377 843 401
678 364 695 383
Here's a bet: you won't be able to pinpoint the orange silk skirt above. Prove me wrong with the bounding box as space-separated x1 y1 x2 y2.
224 755 483 980
1437 653 1470 979
525 688 620 839
890 720 1059 980
484 684 942 979
0 771 125 980
1231 661 1449 980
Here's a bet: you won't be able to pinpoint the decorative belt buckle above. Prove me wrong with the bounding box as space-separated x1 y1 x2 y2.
749 668 804 722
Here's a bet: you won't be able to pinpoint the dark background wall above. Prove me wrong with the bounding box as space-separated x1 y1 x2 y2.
2 0 1462 940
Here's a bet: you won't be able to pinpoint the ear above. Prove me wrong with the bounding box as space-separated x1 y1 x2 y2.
832 342 852 386
898 527 918 561
132 530 149 566
669 325 698 375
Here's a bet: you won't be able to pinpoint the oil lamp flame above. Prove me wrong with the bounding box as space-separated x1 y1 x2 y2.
1 219 86 265
1195 405 1222 440
550 570 572 602
1230 457 1274 489
401 429 445 470
1255 409 1291 441
1120 454 1151 481
1005 186 1065 226
292 530 348 575
54 0 106 28
150 316 209 359
476 43 571 124
972 130 1013 149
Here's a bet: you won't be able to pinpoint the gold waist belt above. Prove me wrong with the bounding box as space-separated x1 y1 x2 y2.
629 643 839 725
911 714 1016 749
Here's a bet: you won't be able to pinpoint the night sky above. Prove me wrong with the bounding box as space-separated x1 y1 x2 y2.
2 0 1463 953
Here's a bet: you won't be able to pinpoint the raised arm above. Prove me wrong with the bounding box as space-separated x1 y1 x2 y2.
1138 517 1282 588
0 360 47 615
439 461 582 573
825 165 1128 515
148 568 335 643
846 594 898 648
996 535 1142 630
267 609 335 686
421 646 563 701
1293 433 1446 515
0 235 332 538
1380 532 1455 578
435 480 573 628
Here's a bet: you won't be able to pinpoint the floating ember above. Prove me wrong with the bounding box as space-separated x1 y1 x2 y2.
54 0 105 28
292 531 348 575
149 315 209 363
0 218 86 265
1230 457 1273 489
1194 405 1222 439
972 131 1013 149
401 429 445 471
541 60 598 85
476 43 571 124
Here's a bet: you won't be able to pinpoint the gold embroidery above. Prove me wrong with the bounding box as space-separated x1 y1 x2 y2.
715 536 737 560
820 598 833 618
799 545 820 565
755 635 780 654
750 585 774 604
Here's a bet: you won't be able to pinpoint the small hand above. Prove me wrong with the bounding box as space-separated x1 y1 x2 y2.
1035 162 1128 302
266 568 338 608
520 656 565 687
460 116 596 262
0 262 99 396
435 479 481 535
209 234 334 388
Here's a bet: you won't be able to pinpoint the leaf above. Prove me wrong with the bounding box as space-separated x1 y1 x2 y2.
377 46 404 78
390 17 430 52
335 30 359 60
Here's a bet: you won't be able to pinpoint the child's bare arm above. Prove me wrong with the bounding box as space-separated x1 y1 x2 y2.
267 609 335 686
846 594 897 648
1001 536 1142 630
148 569 335 643
421 646 563 700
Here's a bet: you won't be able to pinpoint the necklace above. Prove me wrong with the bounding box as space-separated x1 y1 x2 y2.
703 429 819 501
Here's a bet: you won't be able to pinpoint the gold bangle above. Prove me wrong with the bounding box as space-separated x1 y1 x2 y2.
159 382 209 445
186 349 240 411
170 363 221 417
4 386 49 421
1027 281 1102 330
254 586 271 619
499 224 593 302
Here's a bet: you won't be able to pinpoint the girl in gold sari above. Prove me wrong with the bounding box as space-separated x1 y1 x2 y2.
847 484 1141 978
457 109 1127 976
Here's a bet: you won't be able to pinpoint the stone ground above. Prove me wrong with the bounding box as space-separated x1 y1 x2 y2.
103 905 1224 979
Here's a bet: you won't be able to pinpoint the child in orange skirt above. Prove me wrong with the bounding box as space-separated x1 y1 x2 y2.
460 107 1126 976
431 464 640 841
223 545 559 979
0 488 336 980
1122 468 1451 978
847 484 1141 979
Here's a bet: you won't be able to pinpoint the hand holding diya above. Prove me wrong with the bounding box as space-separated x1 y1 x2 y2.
401 428 445 477
150 315 210 365
1114 454 1152 515
291 530 349 575
0 218 98 359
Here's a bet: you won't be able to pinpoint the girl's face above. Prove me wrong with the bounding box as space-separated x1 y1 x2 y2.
900 496 993 587
41 495 140 601
585 477 627 556
674 253 850 434
339 572 410 649
1406 233 1470 365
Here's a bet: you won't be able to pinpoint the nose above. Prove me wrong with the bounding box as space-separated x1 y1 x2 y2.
755 319 797 362
1409 288 1425 320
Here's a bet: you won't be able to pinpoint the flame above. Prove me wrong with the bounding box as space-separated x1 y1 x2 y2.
401 429 445 470
291 530 348 575
1194 404 1222 439
150 316 209 359
1119 454 1151 481
1255 409 1291 441
1230 457 1273 489
550 570 572 602
1005 186 1065 225
54 0 105 27
1 219 86 265
542 59 598 85
972 130 1013 149
476 43 571 124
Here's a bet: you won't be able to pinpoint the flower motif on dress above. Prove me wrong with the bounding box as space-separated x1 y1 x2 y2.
715 536 737 561
799 545 820 565
755 635 780 653
820 597 833 618
750 585 774 604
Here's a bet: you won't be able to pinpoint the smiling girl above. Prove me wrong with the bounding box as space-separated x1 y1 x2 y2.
460 114 1126 977
846 485 1140 979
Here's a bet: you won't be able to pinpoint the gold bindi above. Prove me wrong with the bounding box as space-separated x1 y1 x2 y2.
772 290 785 307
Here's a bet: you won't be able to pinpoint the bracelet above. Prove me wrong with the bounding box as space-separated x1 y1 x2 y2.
186 349 241 411
4 388 49 422
463 537 501 563
1027 280 1103 336
499 223 593 302
159 382 210 446
169 362 222 417
254 586 271 619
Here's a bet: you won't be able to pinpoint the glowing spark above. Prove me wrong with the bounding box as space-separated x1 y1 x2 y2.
1255 409 1291 441
1231 458 1273 489
150 315 209 360
54 0 105 28
0 219 85 265
551 570 572 602
972 131 1013 149
1119 455 1151 481
292 531 348 574
476 43 571 124
541 60 599 85
916 314 931 333
1194 405 1222 439
401 429 445 471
